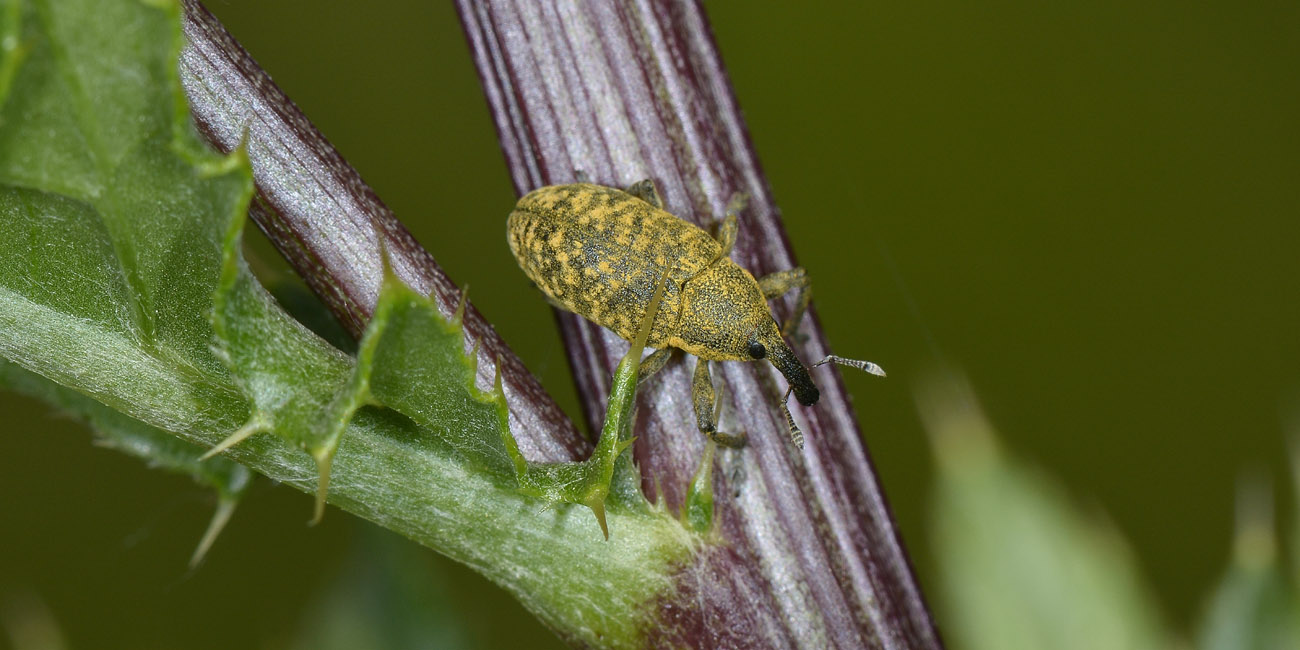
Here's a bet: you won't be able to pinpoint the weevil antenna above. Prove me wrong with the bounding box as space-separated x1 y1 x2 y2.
778 387 805 450
814 354 886 377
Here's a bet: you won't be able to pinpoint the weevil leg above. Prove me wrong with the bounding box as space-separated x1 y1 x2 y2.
757 267 812 337
714 212 738 259
725 192 748 219
625 178 664 209
713 193 747 258
637 347 675 384
692 358 746 448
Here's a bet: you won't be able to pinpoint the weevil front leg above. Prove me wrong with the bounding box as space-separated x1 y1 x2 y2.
758 267 812 337
625 179 664 209
692 358 746 448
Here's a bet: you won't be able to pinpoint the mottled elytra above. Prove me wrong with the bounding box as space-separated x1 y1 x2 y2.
507 180 824 448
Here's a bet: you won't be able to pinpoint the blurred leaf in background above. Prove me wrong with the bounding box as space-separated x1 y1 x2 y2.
0 362 252 569
921 370 1175 650
921 369 1300 650
291 526 565 650
1197 458 1300 650
0 590 66 650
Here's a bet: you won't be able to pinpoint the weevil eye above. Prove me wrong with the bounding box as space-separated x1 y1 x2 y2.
747 339 767 359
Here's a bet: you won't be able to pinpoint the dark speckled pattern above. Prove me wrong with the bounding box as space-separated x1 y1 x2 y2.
509 183 716 348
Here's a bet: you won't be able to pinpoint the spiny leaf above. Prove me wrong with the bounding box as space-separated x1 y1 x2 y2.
324 263 665 537
0 1 700 645
0 0 250 435
681 441 716 534
206 163 354 523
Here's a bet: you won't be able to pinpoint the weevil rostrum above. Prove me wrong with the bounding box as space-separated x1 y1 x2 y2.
508 180 878 448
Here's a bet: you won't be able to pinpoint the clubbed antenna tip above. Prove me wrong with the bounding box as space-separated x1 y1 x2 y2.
815 354 886 378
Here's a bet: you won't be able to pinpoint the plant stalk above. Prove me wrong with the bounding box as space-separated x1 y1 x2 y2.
176 0 940 646
455 2 941 648
176 0 586 465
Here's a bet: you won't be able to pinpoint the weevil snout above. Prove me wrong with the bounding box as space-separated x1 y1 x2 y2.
750 327 818 405
763 333 820 406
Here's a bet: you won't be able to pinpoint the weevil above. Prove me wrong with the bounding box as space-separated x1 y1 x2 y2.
508 180 867 448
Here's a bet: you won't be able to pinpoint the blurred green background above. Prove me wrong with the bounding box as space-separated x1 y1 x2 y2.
2 1 1297 648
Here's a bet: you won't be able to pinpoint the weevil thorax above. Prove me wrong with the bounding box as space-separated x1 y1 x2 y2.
675 259 820 406
674 259 768 360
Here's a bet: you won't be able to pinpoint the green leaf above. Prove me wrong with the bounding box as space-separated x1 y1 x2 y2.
1198 555 1300 650
920 374 1175 650
0 0 250 435
681 440 716 534
1196 477 1300 650
0 0 253 563
205 180 355 521
324 262 662 537
0 1 697 645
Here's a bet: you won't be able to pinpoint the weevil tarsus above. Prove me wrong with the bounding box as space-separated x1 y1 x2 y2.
625 178 664 209
724 191 749 219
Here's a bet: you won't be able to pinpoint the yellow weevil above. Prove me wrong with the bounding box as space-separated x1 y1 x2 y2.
508 180 881 447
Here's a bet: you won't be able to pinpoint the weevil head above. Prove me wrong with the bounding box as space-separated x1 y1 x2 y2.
676 261 820 406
